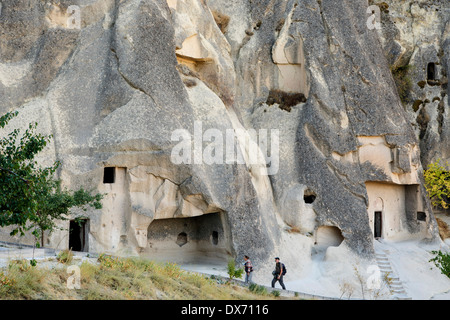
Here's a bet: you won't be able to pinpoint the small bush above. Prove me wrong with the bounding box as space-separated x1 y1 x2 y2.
227 259 244 280
0 272 15 289
57 249 73 264
8 259 31 272
249 283 268 295
390 64 413 106
424 159 450 209
266 89 307 112
429 250 450 278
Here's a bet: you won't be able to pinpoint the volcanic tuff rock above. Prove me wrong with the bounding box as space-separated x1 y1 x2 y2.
374 0 449 167
0 0 446 282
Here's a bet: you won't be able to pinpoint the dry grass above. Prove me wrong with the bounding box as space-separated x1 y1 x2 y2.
0 255 280 300
436 217 450 240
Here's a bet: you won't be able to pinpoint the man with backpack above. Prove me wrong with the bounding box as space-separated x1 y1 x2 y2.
271 257 286 290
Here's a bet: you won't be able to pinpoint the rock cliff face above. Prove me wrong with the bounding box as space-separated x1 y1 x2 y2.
0 0 446 284
374 0 449 168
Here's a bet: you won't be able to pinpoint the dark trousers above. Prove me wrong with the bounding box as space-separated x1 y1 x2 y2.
271 275 286 290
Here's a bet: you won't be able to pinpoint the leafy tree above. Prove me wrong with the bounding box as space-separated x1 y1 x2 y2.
0 111 103 250
226 259 244 281
424 159 450 209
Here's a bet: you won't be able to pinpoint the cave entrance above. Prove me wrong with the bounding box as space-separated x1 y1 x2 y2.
146 212 231 265
312 225 344 259
315 226 344 248
304 188 317 204
69 219 89 252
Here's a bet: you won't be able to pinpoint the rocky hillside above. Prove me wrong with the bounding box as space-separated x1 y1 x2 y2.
374 0 449 167
0 0 449 297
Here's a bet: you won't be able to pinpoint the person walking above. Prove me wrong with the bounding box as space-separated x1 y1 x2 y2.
243 255 253 284
271 257 286 290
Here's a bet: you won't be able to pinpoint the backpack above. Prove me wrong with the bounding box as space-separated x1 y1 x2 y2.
272 262 287 276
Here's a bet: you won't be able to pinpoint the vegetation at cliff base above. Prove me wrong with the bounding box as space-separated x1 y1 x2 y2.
227 259 244 281
0 255 283 300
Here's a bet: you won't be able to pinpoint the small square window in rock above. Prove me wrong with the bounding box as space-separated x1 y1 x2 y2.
304 189 317 204
417 211 426 222
103 167 115 184
427 63 436 81
176 232 188 247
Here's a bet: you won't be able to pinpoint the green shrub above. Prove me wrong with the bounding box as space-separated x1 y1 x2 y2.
226 259 244 280
8 259 31 272
56 249 73 264
249 283 268 295
429 250 450 278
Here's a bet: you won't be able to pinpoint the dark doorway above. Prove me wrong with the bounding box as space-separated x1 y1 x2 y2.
69 219 89 252
427 62 436 81
211 231 219 245
374 211 382 238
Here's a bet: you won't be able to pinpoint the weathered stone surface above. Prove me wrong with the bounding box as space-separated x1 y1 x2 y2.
374 0 449 167
0 0 445 287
